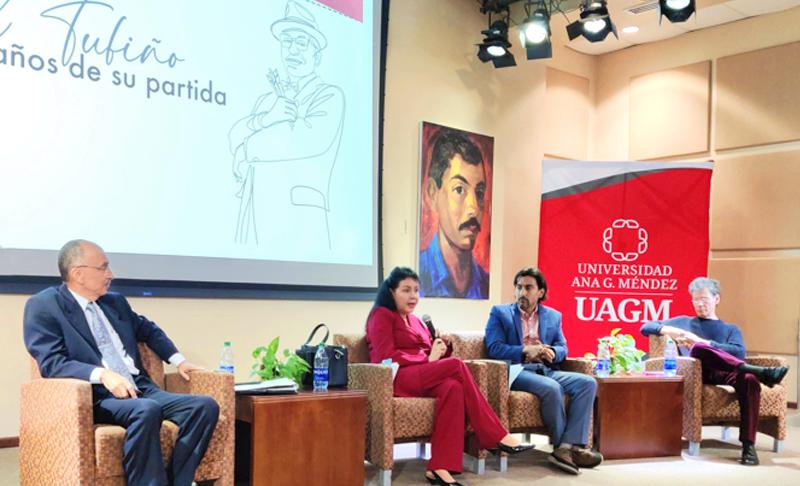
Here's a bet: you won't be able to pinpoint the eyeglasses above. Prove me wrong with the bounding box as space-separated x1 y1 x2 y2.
692 296 714 303
75 264 111 273
280 34 314 52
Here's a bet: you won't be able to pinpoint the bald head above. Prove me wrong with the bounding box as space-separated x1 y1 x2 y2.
58 239 101 282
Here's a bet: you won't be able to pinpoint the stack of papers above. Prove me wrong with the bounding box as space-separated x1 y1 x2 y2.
235 378 299 395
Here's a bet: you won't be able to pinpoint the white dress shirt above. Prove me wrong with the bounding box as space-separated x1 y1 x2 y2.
68 289 184 383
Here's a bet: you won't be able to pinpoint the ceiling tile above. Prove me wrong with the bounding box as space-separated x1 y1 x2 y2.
725 0 800 16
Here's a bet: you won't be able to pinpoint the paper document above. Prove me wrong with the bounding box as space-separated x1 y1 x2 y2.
508 364 524 389
234 378 298 393
381 359 400 382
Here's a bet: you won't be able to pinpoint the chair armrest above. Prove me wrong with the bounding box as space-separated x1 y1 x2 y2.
20 378 96 485
164 370 235 419
746 356 787 368
465 359 509 425
345 363 394 465
561 358 594 375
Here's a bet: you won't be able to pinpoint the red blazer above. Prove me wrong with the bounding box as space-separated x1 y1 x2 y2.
366 306 452 397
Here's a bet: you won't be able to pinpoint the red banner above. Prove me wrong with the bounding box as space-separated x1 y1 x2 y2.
314 0 363 22
538 160 713 356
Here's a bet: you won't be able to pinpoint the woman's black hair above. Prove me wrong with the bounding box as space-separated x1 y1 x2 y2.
366 267 420 331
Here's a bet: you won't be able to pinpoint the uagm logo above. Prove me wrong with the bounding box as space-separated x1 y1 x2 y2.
602 219 648 262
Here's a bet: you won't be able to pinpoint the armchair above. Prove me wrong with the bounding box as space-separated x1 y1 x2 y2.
644 335 787 456
333 333 490 486
447 330 595 467
20 343 235 486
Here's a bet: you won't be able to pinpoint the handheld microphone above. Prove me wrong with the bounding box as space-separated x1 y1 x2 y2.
421 314 436 340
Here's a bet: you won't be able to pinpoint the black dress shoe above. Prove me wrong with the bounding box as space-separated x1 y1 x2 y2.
425 470 464 486
488 442 535 455
739 364 789 387
741 443 759 466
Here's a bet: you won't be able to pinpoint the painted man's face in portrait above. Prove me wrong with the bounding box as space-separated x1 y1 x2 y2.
280 29 319 79
428 154 486 252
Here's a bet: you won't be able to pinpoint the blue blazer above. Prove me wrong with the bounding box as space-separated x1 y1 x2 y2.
485 303 568 366
23 284 178 382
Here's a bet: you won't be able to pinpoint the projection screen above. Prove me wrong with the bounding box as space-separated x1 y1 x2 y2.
0 0 384 295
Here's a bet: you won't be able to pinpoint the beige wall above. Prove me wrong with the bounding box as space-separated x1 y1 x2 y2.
0 0 594 438
594 8 800 402
4 1 797 438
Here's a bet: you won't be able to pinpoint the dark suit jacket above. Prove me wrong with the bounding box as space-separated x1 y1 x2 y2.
485 303 568 367
23 284 178 383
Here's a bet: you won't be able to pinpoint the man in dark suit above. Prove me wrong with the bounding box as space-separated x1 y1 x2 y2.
23 239 219 486
485 267 601 475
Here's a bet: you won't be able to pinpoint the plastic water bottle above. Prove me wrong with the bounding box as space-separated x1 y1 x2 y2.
218 341 234 374
663 337 678 377
313 344 329 392
596 342 610 378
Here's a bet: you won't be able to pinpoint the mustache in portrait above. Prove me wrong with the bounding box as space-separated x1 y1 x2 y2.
458 217 481 233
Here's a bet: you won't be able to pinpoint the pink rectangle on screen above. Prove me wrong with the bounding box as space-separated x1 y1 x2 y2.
315 0 363 22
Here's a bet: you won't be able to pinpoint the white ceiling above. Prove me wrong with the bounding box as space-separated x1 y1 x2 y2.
545 0 800 56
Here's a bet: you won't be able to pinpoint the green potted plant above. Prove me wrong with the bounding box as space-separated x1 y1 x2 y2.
251 337 311 385
584 328 646 375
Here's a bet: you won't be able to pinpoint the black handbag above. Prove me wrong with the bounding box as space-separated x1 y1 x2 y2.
295 323 348 387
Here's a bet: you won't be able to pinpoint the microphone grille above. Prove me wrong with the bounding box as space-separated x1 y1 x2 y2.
421 314 432 323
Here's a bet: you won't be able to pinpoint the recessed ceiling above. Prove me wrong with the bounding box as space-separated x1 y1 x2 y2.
544 0 800 56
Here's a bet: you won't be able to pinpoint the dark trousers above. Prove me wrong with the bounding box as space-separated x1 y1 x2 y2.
395 358 507 472
93 374 219 486
689 342 760 443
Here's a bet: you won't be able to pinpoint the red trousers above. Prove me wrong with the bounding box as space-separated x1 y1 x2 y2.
690 342 760 443
394 357 507 472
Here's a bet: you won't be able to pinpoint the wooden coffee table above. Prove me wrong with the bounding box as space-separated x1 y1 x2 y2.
235 389 366 485
593 374 684 459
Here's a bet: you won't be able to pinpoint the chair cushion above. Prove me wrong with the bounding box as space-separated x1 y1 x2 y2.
507 391 545 429
393 397 435 439
94 421 178 479
702 383 786 420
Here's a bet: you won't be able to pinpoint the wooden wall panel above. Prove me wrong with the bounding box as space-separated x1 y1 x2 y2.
710 150 800 250
710 257 800 355
716 42 800 150
545 68 590 160
629 61 710 160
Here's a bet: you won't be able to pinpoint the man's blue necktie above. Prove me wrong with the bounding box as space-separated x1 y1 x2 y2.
86 302 138 391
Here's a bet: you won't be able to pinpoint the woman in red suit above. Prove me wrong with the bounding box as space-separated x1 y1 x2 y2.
366 267 533 486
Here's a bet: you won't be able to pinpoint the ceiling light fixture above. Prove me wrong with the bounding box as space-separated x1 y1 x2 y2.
518 1 552 60
566 0 618 43
659 0 696 23
477 15 517 68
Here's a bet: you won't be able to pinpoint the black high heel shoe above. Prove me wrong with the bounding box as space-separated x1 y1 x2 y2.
425 470 464 486
487 442 536 455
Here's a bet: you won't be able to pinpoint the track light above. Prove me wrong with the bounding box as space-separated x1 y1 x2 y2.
518 2 552 60
659 0 695 23
566 0 618 43
477 18 517 68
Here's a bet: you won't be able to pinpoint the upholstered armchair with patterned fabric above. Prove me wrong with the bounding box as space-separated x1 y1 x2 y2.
448 331 595 455
645 334 787 456
333 333 491 486
20 343 235 486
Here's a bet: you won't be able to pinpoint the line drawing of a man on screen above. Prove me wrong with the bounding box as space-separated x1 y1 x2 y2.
228 0 345 249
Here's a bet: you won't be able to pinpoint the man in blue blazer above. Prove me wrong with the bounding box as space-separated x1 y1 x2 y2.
23 240 219 486
485 267 601 475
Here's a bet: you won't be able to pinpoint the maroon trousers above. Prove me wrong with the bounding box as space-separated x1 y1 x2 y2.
689 342 760 443
394 357 507 472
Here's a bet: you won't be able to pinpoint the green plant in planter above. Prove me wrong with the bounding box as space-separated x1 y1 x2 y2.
251 337 311 385
584 328 646 374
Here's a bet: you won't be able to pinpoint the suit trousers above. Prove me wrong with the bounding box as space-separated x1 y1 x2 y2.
689 342 760 443
511 366 597 447
395 357 507 472
92 374 219 486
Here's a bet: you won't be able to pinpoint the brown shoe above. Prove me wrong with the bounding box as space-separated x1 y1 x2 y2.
572 446 603 468
549 447 580 475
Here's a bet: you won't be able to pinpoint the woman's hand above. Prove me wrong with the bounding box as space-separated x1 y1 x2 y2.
428 338 448 362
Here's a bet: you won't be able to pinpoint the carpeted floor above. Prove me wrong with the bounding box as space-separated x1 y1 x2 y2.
2 422 798 485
